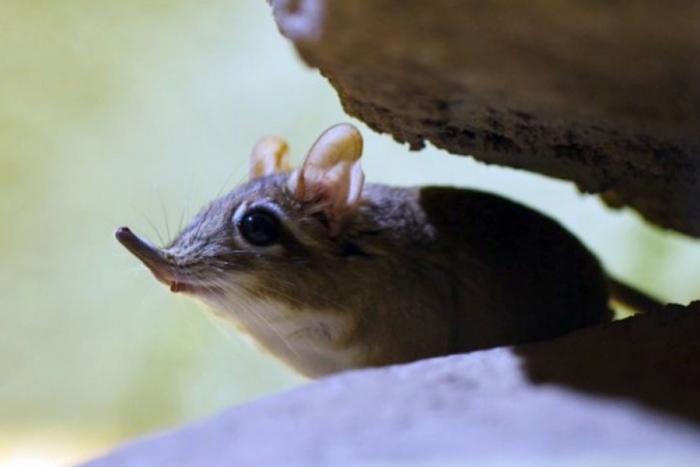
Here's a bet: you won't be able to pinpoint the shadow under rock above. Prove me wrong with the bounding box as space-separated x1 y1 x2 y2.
515 302 700 426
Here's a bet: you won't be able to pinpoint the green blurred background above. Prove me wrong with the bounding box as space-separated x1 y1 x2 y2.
2 1 700 465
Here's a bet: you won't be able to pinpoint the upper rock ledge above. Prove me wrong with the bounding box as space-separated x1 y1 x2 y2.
79 303 700 466
269 0 700 237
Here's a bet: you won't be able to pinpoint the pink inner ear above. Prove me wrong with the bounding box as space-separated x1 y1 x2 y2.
322 162 354 215
289 160 365 213
249 136 290 179
287 124 365 231
346 161 364 209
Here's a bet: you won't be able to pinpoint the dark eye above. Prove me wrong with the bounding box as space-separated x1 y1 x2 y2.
238 209 281 247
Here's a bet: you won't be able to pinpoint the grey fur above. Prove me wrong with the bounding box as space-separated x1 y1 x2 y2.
129 173 613 376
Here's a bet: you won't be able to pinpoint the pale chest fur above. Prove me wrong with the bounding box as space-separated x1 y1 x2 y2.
203 295 364 378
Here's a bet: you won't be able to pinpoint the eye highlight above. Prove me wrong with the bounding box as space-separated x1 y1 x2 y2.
238 209 281 247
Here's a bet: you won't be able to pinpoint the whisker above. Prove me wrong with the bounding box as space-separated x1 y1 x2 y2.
189 257 339 310
255 274 341 309
176 252 341 313
205 276 303 359
130 205 165 246
215 156 247 199
244 304 302 359
193 299 238 342
168 259 347 364
178 174 196 235
156 188 172 243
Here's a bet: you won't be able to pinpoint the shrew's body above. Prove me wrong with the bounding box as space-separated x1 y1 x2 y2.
117 124 645 378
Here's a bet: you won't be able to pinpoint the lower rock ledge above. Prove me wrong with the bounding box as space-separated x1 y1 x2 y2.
78 303 700 467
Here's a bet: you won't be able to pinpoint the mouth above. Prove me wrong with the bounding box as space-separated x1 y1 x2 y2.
168 280 222 295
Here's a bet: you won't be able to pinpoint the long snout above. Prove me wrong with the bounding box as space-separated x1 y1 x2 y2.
115 227 174 286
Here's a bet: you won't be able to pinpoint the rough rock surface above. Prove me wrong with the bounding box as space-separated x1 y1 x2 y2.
79 303 700 466
269 0 700 237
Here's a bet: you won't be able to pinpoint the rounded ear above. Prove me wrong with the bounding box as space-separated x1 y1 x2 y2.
249 135 291 179
287 123 365 230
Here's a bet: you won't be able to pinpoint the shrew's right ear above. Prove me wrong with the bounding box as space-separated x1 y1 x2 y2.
287 123 365 233
249 135 291 179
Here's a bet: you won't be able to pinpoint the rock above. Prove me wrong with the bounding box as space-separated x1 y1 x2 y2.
78 303 700 466
269 0 700 237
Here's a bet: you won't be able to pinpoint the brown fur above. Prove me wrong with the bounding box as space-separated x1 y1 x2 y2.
153 176 612 375
117 124 615 377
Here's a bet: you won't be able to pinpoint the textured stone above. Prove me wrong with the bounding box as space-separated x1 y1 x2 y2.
269 0 700 236
78 303 700 466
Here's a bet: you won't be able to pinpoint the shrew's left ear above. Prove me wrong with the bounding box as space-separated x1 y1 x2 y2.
287 123 365 231
249 135 291 179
